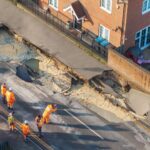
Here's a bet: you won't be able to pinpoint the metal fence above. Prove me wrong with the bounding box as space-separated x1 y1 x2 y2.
17 0 109 59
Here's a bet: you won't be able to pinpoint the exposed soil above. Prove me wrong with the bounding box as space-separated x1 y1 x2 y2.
0 27 137 122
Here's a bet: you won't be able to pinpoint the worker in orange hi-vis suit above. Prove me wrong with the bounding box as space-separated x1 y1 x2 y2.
1 83 7 104
21 120 30 142
6 88 16 110
42 104 57 124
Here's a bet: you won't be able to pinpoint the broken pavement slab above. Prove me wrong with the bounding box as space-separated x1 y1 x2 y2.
125 89 150 116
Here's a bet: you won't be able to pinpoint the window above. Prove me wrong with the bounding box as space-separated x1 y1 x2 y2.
100 0 112 13
99 25 110 41
142 0 150 14
135 26 150 49
49 0 58 10
146 27 150 44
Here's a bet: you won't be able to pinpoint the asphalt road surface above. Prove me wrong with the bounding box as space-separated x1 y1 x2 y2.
0 62 150 150
0 114 44 150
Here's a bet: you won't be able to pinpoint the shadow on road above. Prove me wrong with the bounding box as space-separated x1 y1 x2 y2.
50 122 129 132
42 132 113 150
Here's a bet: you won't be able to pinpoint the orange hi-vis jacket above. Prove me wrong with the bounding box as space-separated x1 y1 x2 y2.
6 91 15 104
43 105 57 118
1 85 7 96
21 124 30 135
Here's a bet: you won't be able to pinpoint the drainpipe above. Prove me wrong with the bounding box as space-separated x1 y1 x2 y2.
120 3 127 53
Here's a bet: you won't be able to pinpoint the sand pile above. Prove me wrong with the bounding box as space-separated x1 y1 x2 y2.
71 84 135 122
36 51 71 93
0 29 36 62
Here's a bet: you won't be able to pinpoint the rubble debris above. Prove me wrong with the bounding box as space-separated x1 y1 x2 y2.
100 71 130 94
14 34 23 42
70 84 135 122
0 28 37 62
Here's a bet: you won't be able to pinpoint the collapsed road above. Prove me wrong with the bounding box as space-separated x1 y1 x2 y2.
0 28 149 149
0 1 150 149
1 0 150 119
0 62 150 150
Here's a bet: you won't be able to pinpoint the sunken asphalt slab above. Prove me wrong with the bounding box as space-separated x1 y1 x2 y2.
0 0 110 80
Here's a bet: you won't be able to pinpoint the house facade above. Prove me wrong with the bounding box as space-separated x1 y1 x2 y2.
39 0 150 52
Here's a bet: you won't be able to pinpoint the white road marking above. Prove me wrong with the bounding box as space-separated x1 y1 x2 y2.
5 62 16 74
64 109 104 140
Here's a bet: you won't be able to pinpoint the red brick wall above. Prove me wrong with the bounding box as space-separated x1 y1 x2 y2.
80 0 125 47
39 0 125 48
108 49 150 93
39 0 48 8
124 0 150 50
39 0 150 51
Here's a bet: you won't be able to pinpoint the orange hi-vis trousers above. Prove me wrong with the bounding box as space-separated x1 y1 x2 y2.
43 112 51 124
9 123 15 131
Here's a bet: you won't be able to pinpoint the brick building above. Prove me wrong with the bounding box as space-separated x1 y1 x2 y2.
39 0 150 52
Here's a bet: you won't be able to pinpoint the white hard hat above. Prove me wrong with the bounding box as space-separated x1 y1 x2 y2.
9 87 12 91
24 120 28 124
8 113 12 116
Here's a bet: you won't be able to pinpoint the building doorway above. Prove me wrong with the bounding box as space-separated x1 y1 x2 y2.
73 17 82 30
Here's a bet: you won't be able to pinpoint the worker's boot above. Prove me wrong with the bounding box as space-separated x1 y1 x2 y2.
10 107 14 112
9 128 11 132
24 137 27 142
2 97 6 104
38 128 42 138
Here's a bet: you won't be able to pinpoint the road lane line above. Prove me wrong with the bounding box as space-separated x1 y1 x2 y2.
64 109 104 140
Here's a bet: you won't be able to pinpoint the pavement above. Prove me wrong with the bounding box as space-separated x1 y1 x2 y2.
0 62 150 150
0 0 110 80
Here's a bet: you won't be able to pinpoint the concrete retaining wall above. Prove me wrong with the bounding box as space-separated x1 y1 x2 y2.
108 49 150 93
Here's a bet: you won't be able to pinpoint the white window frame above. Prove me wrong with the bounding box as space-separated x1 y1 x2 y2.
49 0 58 11
135 25 150 50
100 0 112 14
99 25 110 41
142 0 150 14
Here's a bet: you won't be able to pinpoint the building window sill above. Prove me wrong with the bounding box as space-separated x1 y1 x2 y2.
49 4 58 11
100 7 112 14
142 9 150 15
